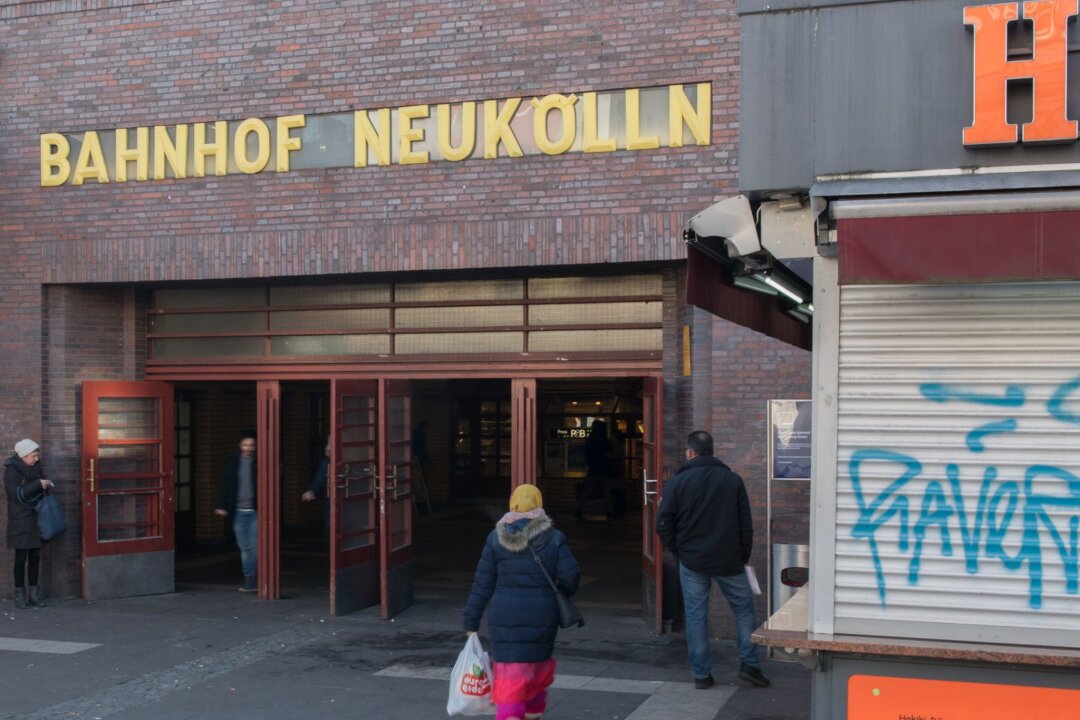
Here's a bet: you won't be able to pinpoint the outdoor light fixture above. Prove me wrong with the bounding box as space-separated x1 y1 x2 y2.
733 275 778 296
755 273 804 305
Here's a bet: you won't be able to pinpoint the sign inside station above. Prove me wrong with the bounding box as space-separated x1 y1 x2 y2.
39 83 710 186
549 428 591 440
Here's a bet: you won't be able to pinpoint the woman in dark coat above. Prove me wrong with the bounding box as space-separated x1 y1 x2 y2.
4 439 53 609
463 484 580 720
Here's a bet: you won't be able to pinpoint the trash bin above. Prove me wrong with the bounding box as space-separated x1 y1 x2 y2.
771 542 809 615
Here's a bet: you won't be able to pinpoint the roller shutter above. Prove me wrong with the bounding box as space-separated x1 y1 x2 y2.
835 282 1080 647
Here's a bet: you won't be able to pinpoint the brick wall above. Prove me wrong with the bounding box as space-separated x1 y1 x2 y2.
1 0 739 559
17 286 144 598
668 283 813 638
1 0 753 609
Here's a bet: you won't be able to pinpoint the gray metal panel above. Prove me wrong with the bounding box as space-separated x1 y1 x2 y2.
740 0 898 13
829 190 1080 218
384 561 414 619
812 170 1080 198
84 551 174 601
334 559 379 617
740 0 1080 194
740 12 816 193
813 1 973 176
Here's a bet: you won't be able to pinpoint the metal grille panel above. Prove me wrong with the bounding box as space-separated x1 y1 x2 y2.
396 305 523 328
270 284 390 306
149 274 662 361
529 301 662 325
395 279 523 302
529 274 662 298
270 335 390 356
835 282 1080 648
529 328 662 352
395 332 523 354
270 309 390 331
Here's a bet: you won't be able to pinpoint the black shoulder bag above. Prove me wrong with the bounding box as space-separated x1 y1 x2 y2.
527 541 585 629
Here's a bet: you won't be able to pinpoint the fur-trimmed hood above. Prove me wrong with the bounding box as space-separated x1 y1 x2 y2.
496 513 553 553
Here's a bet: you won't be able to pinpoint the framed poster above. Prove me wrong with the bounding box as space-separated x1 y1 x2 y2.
769 399 812 480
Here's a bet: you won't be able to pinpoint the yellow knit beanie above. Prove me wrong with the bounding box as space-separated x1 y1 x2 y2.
509 484 543 513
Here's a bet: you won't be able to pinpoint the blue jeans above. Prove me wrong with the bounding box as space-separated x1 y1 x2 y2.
679 563 761 678
233 510 258 578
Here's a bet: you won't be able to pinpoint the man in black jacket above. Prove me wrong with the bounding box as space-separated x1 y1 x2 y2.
657 431 769 689
215 431 258 593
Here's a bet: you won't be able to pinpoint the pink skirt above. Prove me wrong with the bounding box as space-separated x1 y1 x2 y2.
491 658 557 703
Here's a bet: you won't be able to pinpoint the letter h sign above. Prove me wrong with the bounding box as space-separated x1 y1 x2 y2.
964 0 1078 145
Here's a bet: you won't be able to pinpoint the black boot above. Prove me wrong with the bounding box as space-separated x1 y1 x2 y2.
27 586 46 608
14 588 27 609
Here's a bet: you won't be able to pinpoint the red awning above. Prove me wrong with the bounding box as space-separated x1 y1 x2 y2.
685 245 812 351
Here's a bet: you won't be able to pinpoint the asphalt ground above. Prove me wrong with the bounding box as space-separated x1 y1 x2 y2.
0 579 810 720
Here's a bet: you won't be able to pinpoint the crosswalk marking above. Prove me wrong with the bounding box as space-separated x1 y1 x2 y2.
623 681 736 720
374 663 735 719
376 663 681 697
0 637 100 655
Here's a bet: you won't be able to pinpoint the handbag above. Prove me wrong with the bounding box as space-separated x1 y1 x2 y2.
17 485 67 541
527 541 585 629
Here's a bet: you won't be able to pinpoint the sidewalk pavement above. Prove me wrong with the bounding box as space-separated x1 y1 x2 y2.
0 585 810 720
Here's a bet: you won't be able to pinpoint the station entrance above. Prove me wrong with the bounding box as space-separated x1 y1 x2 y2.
80 374 666 630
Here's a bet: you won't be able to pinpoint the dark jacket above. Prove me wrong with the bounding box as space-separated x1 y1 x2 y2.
656 455 753 577
463 513 580 663
4 454 46 549
217 450 257 516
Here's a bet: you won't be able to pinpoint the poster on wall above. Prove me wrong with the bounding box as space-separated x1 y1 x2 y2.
769 399 812 480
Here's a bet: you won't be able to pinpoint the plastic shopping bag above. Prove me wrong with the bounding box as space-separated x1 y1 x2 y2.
745 565 762 595
446 634 495 716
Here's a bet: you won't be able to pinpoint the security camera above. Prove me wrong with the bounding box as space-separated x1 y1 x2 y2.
687 195 761 258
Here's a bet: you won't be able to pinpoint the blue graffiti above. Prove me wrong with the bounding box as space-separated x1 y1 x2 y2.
965 418 1018 452
850 374 1080 610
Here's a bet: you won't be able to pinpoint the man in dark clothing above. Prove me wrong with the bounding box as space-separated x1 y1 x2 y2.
301 439 330 536
215 431 258 593
657 430 769 689
576 420 615 520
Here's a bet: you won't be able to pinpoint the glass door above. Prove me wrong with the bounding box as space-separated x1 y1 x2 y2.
81 381 175 600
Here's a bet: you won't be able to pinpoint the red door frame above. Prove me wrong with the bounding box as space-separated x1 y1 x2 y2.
81 381 175 599
142 366 664 617
641 374 665 634
510 379 538 489
378 379 414 619
256 381 281 600
81 382 175 558
330 379 380 617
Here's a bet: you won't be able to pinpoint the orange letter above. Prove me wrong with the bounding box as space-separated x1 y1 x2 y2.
964 0 1078 145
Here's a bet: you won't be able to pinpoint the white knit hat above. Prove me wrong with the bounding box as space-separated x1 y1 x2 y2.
14 439 39 458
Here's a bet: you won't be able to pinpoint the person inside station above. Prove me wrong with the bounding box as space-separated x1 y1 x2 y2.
575 420 618 521
215 430 258 593
301 439 331 536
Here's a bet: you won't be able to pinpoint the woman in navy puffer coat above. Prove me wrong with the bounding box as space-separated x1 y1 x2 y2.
463 484 580 720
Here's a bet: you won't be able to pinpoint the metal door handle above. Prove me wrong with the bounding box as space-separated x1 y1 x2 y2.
336 463 376 498
643 469 658 505
386 464 398 499
88 458 95 494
